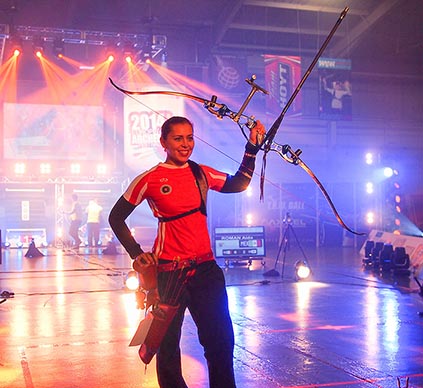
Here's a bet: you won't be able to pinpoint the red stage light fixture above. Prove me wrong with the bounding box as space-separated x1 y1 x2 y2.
32 36 45 58
52 38 65 58
10 36 23 57
122 41 136 64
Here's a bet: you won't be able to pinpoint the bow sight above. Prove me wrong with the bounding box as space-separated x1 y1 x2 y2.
202 74 268 141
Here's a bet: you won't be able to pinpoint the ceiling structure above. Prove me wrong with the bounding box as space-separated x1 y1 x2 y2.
0 0 422 74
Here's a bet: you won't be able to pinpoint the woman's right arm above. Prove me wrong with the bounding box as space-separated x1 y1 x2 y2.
108 195 144 259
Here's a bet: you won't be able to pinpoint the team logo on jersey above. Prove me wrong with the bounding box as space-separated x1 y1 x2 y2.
160 184 172 195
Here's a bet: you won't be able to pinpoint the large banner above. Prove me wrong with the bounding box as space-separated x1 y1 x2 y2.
123 93 184 173
264 55 302 117
318 57 352 120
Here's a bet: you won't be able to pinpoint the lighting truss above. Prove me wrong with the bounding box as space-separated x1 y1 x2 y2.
6 24 166 55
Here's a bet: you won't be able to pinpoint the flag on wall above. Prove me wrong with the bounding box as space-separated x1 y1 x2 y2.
264 55 302 117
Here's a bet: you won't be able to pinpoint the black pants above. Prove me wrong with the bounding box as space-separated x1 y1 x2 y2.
156 260 236 388
69 220 81 246
87 222 100 247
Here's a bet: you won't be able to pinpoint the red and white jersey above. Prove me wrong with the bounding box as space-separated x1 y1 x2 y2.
123 162 227 260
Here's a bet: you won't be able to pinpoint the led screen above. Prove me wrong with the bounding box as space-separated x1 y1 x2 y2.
214 226 266 259
3 103 104 160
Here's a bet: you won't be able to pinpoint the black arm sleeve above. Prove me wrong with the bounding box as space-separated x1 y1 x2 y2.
108 195 144 259
220 141 260 193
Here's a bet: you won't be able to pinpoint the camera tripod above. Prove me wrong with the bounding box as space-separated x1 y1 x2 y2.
263 212 309 279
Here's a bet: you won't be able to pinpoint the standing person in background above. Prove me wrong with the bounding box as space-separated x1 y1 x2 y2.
86 198 103 247
108 116 266 388
68 193 83 248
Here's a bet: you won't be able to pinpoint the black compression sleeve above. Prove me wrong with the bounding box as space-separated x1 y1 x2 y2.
220 141 259 193
108 195 144 259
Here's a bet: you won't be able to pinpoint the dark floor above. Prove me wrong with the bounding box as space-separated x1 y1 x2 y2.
1 243 423 388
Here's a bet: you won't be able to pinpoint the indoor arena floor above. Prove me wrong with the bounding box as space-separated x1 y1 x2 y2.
1 243 423 388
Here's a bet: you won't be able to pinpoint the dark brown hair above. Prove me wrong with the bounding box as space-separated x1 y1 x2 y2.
161 116 193 139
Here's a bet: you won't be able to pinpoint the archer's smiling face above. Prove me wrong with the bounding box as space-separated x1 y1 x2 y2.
160 121 195 166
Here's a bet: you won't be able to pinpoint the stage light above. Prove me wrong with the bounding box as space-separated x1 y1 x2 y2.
365 211 375 225
245 213 253 226
33 36 45 58
107 54 114 62
14 162 26 175
117 39 138 64
70 163 81 175
122 42 135 63
40 163 51 174
294 260 311 281
365 182 374 194
125 270 140 291
96 164 107 175
16 242 23 249
9 35 23 57
52 38 65 58
365 152 374 165
4 242 11 248
384 167 393 178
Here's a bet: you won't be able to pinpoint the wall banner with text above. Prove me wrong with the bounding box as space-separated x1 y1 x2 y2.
124 92 184 173
264 55 302 117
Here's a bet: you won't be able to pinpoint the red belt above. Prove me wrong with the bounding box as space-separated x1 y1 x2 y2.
158 251 214 272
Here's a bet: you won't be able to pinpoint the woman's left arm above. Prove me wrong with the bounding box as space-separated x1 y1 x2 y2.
220 120 265 193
